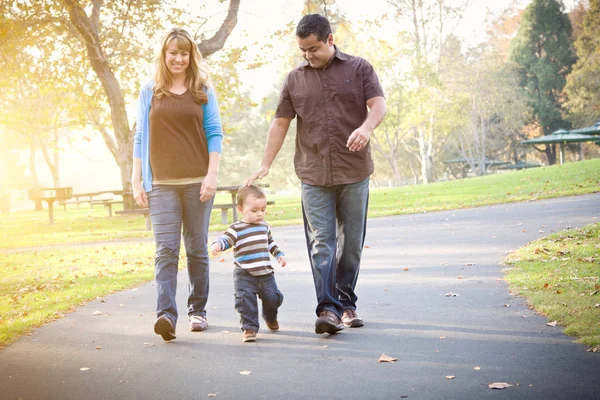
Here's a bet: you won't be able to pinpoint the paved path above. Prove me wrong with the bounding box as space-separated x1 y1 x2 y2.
2 194 600 400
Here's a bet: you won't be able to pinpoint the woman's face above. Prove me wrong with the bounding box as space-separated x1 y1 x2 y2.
164 39 190 78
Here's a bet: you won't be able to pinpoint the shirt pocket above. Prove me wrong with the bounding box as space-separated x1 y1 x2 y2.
335 77 363 104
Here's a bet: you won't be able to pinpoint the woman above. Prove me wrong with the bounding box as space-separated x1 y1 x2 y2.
132 27 223 341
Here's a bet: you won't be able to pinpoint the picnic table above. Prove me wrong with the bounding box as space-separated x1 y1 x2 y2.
28 187 73 224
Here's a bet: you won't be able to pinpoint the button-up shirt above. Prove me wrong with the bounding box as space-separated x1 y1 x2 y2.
275 46 384 186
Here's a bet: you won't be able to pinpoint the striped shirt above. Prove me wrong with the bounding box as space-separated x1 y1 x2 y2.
212 221 285 276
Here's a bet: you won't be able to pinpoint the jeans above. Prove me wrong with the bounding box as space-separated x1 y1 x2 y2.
233 268 284 331
147 183 213 325
301 178 369 318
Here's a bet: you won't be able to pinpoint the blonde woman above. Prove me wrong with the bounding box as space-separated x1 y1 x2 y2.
132 27 223 341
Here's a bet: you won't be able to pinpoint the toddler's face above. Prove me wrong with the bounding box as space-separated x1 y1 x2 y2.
239 195 267 224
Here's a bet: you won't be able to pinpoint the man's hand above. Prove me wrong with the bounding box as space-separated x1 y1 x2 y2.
277 256 287 267
244 165 269 187
347 125 372 152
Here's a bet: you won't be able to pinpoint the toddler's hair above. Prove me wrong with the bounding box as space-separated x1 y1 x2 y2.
237 185 266 207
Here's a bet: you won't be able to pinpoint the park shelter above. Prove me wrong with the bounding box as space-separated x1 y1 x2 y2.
521 128 599 165
568 121 600 136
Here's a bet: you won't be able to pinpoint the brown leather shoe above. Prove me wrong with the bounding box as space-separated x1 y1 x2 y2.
242 329 257 342
265 320 279 331
342 310 364 328
315 310 344 334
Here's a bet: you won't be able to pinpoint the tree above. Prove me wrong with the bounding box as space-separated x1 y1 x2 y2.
1 0 241 208
564 0 600 127
509 0 576 165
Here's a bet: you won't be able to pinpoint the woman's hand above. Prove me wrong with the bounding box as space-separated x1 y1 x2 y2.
200 173 218 202
132 181 148 208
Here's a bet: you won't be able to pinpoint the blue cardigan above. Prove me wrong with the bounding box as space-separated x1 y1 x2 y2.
133 81 224 192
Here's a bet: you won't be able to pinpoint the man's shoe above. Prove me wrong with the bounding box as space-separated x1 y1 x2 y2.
315 310 344 334
154 315 176 341
242 329 257 342
265 320 279 331
189 315 208 332
342 310 364 328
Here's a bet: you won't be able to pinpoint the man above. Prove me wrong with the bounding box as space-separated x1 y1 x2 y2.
246 14 386 334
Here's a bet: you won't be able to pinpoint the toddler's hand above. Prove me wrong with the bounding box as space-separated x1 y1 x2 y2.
278 256 286 267
210 243 221 257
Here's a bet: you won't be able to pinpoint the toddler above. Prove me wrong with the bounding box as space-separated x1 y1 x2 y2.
211 185 286 342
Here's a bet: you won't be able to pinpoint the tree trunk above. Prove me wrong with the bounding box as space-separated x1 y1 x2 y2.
545 144 557 165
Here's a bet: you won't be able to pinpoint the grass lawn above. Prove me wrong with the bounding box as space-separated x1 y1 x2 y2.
504 223 600 348
0 158 599 347
2 159 599 250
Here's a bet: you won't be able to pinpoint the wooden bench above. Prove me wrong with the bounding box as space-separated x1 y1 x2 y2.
91 199 124 217
115 208 151 231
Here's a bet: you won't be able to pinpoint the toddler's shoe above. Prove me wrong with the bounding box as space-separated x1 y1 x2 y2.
242 329 257 342
265 320 279 331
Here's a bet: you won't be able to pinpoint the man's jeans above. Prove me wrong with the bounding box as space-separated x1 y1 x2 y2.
301 178 369 318
233 268 284 331
148 183 213 325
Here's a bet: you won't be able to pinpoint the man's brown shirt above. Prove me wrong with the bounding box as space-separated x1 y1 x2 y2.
275 46 384 186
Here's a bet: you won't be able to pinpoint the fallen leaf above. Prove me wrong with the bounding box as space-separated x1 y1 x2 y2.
95 346 102 350
92 310 103 316
221 331 230 334
445 375 455 380
543 283 549 289
439 336 446 339
594 304 600 308
489 382 513 389
143 342 155 347
465 263 474 266
80 367 90 371
473 366 481 370
504 304 511 307
207 394 218 397
445 292 459 297
240 371 252 375
457 276 463 279
403 268 409 271
546 321 558 327
378 354 398 363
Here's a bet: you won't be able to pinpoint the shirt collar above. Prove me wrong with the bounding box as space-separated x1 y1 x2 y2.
301 45 348 68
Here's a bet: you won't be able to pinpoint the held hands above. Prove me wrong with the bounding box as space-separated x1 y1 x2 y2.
132 181 148 208
244 165 269 187
210 242 221 257
277 256 287 267
347 126 372 152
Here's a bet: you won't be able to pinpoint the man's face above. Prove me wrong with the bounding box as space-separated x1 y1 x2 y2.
297 33 334 69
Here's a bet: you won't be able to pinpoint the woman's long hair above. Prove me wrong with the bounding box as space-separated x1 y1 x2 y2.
154 27 210 104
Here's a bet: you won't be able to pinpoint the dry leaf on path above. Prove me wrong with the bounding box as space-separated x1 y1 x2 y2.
92 310 103 316
445 376 455 380
95 346 102 350
546 321 558 327
378 354 398 363
473 366 481 370
445 292 459 297
489 382 513 389
207 394 218 397
143 342 155 347
80 367 89 371
240 371 252 375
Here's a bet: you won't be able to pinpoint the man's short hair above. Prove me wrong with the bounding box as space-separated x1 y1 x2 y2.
237 185 266 207
296 14 332 43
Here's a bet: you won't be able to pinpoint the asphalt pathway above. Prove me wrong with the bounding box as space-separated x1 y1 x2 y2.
2 194 600 400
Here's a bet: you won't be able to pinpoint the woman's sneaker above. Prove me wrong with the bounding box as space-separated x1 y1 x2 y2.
189 315 208 332
154 315 176 341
